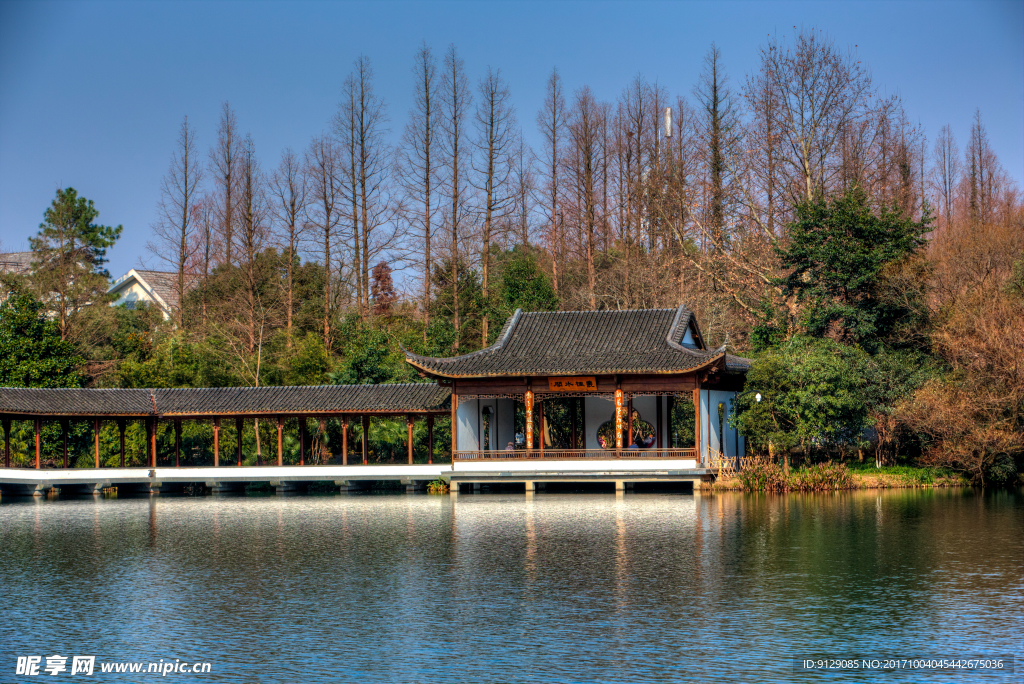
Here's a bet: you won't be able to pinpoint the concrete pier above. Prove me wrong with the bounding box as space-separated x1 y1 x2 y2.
0 461 713 498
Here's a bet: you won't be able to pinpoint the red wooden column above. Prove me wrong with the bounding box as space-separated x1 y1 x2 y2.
524 390 533 452
276 416 283 467
361 415 369 465
213 418 220 467
34 418 41 469
118 419 126 468
341 416 348 466
427 414 434 464
61 419 69 468
94 418 101 468
149 417 158 468
174 419 182 467
614 388 624 451
298 416 306 466
3 417 10 468
235 417 243 466
407 414 414 465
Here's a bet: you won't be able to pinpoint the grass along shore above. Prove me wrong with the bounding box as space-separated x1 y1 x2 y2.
711 459 970 492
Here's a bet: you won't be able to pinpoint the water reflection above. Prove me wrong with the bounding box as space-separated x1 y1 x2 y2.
0 489 1020 683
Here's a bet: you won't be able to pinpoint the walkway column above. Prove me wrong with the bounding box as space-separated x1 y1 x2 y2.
235 417 243 467
407 414 414 465
298 416 306 466
524 390 534 452
361 415 369 465
341 416 348 466
61 419 68 468
276 415 283 467
3 416 11 468
35 418 40 469
174 419 181 467
118 419 125 468
213 418 220 467
571 399 578 450
427 414 434 464
149 417 157 468
94 418 100 468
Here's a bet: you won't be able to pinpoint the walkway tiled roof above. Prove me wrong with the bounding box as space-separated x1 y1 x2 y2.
404 306 750 378
0 384 451 417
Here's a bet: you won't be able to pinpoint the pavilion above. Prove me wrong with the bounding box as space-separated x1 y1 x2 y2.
404 306 749 465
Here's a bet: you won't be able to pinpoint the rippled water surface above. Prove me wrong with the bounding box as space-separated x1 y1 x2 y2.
1 489 1021 683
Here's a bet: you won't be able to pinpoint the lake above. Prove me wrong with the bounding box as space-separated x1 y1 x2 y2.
1 488 1021 682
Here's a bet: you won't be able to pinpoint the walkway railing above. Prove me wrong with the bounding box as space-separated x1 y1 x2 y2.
454 448 698 461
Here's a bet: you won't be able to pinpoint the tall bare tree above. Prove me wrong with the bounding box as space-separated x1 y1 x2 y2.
305 133 343 349
537 68 566 297
270 148 307 348
150 115 203 327
694 45 741 248
398 43 439 339
473 67 517 343
336 56 397 320
210 102 240 265
759 30 873 203
439 44 472 352
566 86 603 310
236 133 270 355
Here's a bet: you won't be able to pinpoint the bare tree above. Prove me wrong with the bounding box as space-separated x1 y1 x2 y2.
398 43 439 339
566 86 603 310
759 30 873 203
305 133 343 349
210 102 240 265
537 67 566 297
472 67 517 343
439 44 472 352
270 148 307 348
694 45 741 248
236 133 270 355
150 115 203 327
336 56 398 320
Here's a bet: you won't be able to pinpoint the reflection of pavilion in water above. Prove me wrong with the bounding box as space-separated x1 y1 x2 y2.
404 306 750 466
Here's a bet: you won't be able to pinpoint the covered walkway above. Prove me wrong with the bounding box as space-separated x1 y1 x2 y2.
0 384 451 470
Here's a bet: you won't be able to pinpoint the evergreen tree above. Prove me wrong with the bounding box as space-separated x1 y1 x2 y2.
29 188 122 342
0 294 83 388
770 188 927 352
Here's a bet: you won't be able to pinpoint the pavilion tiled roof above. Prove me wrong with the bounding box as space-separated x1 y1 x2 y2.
0 383 451 417
403 306 751 378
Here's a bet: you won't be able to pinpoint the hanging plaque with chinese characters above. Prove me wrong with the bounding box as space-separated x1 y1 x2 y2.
546 377 598 392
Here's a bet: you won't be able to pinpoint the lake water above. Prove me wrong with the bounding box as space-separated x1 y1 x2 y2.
1 488 1021 683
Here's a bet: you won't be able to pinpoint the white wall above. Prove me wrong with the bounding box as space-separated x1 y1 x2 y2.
456 398 479 451
699 390 744 461
496 398 515 450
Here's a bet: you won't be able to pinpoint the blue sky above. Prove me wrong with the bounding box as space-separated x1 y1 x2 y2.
1 0 1021 278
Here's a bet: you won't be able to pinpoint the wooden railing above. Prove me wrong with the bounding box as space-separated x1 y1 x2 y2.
454 448 698 461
